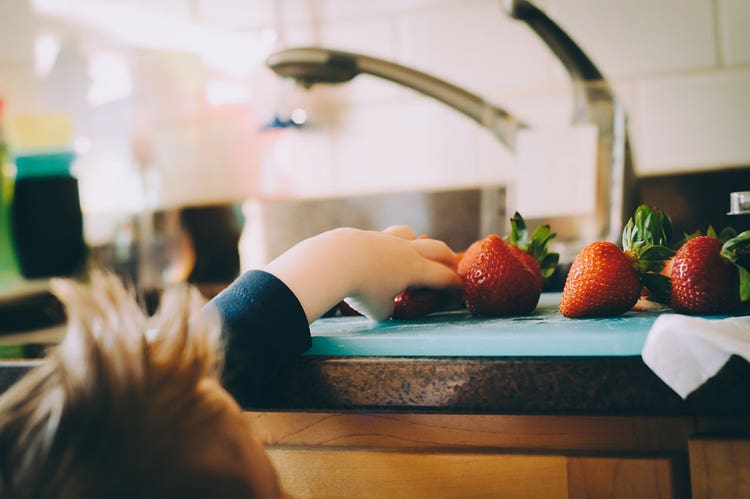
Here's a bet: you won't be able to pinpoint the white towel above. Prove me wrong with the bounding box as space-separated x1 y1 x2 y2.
641 314 750 399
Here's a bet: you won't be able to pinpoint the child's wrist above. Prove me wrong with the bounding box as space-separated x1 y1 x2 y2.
315 228 364 297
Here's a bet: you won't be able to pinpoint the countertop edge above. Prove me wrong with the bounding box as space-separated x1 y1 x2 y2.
248 354 750 416
3 354 748 416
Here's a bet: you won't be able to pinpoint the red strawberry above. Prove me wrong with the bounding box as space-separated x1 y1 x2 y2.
661 257 674 278
463 234 541 316
560 241 643 317
560 205 674 318
392 288 445 319
509 245 541 288
670 233 750 314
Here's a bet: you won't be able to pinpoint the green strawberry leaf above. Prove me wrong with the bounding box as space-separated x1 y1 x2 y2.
622 205 675 280
622 218 634 250
736 264 750 302
658 210 673 243
530 225 552 245
639 245 676 262
508 211 559 283
528 225 554 259
509 212 527 248
721 230 750 262
540 252 560 278
623 204 672 252
719 226 738 241
641 273 671 304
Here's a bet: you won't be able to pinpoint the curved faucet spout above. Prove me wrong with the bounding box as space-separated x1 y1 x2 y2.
264 1 637 262
504 0 604 84
503 0 614 122
266 47 524 151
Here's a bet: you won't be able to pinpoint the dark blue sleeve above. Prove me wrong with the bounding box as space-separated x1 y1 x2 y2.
207 270 312 406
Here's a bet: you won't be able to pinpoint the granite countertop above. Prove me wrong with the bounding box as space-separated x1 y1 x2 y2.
248 354 750 416
247 293 750 416
2 294 749 417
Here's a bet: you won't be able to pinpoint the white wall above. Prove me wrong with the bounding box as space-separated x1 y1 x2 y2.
1 0 748 211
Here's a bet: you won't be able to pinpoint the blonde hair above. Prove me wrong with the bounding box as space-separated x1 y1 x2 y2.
0 273 258 498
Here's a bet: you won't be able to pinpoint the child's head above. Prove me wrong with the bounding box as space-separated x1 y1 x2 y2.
0 273 285 498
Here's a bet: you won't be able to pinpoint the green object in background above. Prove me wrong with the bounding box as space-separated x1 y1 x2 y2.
0 344 24 359
10 150 84 280
0 140 20 285
13 151 75 179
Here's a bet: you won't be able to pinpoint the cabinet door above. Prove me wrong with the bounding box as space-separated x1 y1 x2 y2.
268 448 688 499
690 438 750 499
567 456 687 499
268 448 569 499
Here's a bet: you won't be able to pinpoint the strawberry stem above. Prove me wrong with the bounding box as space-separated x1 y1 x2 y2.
622 204 675 303
508 211 559 280
721 230 750 302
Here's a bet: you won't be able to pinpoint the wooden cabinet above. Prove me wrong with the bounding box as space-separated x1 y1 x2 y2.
567 456 683 499
689 438 750 499
246 412 701 498
268 449 568 498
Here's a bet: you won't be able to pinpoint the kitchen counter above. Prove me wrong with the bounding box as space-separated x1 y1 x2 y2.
246 293 750 416
247 294 750 497
3 292 749 497
2 293 750 416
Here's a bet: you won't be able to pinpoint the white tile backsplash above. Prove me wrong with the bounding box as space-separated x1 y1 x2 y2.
474 127 515 185
258 127 337 198
123 0 193 20
632 69 750 174
549 0 717 77
312 16 407 104
0 0 37 64
320 0 454 21
319 17 398 58
398 1 555 96
718 0 750 66
195 0 275 30
1 0 749 212
334 96 479 194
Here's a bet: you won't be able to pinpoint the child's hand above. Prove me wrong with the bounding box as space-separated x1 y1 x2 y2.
264 226 461 322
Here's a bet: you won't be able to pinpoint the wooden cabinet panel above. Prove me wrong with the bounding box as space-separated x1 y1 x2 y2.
246 412 692 453
690 438 750 499
267 448 688 499
268 448 568 499
250 412 696 498
567 456 687 499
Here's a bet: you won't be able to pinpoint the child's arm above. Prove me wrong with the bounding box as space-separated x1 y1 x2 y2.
208 226 459 405
264 225 461 322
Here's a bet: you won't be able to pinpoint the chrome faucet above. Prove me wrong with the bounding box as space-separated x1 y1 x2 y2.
266 46 524 152
265 0 636 262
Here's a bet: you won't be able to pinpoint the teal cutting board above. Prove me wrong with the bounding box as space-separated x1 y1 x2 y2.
308 293 742 358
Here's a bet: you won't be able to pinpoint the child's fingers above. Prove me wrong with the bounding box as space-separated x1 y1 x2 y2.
412 259 462 288
411 238 457 268
383 225 415 240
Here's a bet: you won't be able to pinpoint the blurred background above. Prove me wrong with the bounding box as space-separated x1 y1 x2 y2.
1 0 749 298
